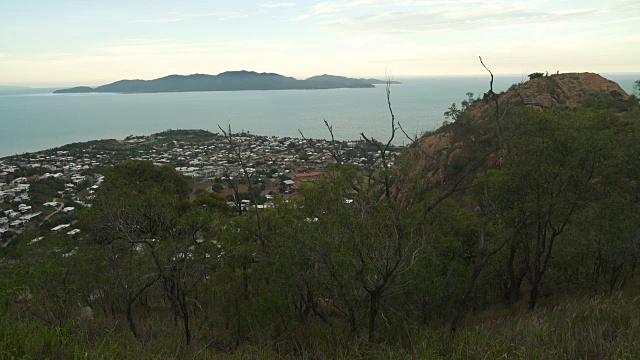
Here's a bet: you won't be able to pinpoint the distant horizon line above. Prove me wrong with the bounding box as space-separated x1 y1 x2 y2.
3 71 638 89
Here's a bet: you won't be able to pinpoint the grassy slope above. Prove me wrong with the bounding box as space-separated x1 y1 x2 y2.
2 287 640 359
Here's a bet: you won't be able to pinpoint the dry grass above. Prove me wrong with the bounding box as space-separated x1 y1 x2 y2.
2 292 640 359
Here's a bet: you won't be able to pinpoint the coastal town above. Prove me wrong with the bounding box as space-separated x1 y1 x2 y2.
0 129 401 249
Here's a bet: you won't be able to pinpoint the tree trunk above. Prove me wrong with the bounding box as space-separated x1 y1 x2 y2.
242 261 249 300
528 277 541 311
347 303 357 335
609 265 623 295
508 272 525 306
451 262 484 332
593 243 603 284
368 292 379 342
420 297 431 325
234 296 242 348
126 298 139 340
180 292 192 346
505 241 519 304
505 247 526 306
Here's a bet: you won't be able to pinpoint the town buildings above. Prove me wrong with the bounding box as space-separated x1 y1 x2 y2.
0 130 401 245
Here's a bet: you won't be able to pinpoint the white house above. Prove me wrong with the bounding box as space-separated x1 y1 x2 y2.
28 237 45 245
51 224 71 231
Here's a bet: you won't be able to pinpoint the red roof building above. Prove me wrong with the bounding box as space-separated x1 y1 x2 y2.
295 172 323 182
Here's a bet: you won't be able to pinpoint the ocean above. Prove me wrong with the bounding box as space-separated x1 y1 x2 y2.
0 75 637 158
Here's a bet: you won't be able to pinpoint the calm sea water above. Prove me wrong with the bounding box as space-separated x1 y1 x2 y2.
0 75 637 157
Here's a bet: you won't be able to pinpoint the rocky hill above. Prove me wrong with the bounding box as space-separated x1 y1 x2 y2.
469 73 628 115
395 73 631 206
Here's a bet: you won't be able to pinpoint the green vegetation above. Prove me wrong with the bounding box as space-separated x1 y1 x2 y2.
583 90 634 111
2 79 640 358
153 129 219 143
528 72 545 80
28 178 65 204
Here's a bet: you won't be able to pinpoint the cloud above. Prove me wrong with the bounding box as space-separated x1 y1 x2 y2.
606 1 640 12
313 0 390 13
316 0 636 35
612 16 640 23
291 14 312 21
290 0 640 34
43 52 84 58
131 12 246 23
290 0 512 23
308 0 495 15
261 2 296 8
95 40 234 56
36 38 301 65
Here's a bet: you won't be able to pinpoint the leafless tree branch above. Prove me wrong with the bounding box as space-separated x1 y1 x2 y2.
323 119 343 165
218 124 266 250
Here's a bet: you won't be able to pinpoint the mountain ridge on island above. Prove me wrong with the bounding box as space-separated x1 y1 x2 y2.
53 71 401 94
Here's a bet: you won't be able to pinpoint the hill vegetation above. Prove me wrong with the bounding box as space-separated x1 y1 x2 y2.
53 71 400 94
3 72 640 358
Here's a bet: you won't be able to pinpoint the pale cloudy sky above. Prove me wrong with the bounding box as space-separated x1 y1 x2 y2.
0 0 638 86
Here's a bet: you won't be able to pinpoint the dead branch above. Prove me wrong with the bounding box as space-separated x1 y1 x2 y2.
360 78 399 199
479 56 503 140
218 124 266 250
397 121 436 162
298 129 307 140
324 119 343 165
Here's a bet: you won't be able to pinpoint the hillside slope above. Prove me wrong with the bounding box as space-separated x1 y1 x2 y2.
395 73 631 205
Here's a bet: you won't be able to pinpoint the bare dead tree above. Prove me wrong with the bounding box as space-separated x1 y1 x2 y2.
396 93 491 202
322 120 363 193
479 56 503 140
365 76 493 213
479 56 520 155
449 58 530 333
317 77 497 341
323 119 343 165
420 146 499 221
397 121 438 163
222 166 243 215
360 78 398 199
218 124 266 250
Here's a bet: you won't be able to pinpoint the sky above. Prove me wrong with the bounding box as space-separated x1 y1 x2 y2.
0 0 638 86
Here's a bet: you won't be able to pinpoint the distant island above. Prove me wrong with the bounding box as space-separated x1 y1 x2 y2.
53 71 401 94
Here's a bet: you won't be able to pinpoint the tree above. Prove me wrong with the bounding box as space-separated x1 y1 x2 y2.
82 161 222 344
569 196 640 294
528 72 544 80
299 165 420 340
501 109 617 310
444 103 461 122
194 191 231 215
